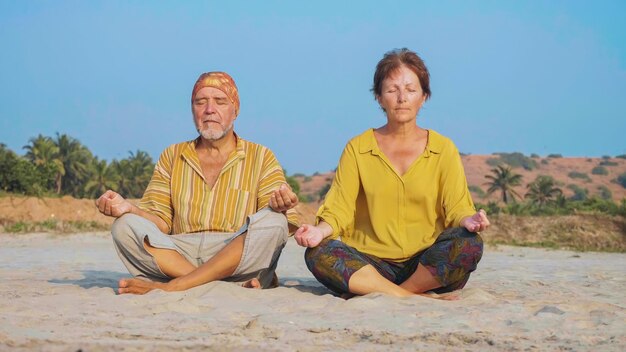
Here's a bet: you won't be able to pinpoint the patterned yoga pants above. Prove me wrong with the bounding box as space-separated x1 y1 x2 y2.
304 227 484 295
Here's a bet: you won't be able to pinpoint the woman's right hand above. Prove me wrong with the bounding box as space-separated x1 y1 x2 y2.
294 224 326 248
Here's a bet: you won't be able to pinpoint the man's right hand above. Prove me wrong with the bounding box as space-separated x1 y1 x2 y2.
96 190 134 218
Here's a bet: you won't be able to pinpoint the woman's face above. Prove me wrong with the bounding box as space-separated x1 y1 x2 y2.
377 65 426 124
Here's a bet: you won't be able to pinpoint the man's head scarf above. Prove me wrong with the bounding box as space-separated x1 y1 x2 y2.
191 72 240 115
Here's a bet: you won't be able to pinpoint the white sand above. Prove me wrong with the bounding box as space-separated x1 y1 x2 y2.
0 232 624 351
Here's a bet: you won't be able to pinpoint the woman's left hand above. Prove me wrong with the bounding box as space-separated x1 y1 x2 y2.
460 209 490 233
269 183 299 212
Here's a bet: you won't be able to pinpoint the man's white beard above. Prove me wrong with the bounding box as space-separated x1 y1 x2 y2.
198 122 233 141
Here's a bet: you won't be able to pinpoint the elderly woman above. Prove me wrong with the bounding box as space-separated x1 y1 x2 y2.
295 48 489 297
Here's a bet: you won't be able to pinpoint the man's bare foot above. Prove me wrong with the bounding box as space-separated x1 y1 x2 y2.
241 278 261 289
118 278 166 295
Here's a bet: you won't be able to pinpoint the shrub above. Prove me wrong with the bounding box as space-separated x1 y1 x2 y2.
597 185 612 200
541 159 549 165
40 219 59 231
616 172 626 189
503 202 532 216
568 171 591 182
284 173 301 197
318 183 331 201
487 152 537 171
298 193 315 203
475 201 500 215
530 153 540 158
567 184 588 201
486 158 501 167
600 160 618 166
468 185 485 197
303 176 312 182
547 154 562 158
591 166 609 175
5 221 30 233
616 154 626 160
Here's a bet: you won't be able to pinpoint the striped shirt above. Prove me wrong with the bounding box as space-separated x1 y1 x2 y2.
139 135 298 235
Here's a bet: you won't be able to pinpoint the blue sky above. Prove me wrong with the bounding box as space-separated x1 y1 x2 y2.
1 1 625 174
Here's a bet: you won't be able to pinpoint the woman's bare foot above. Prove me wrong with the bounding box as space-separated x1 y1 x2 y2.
118 278 167 295
417 292 460 300
241 278 261 289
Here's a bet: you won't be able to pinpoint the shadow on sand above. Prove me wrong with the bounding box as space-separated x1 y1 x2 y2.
49 272 336 296
49 270 127 289
278 276 335 296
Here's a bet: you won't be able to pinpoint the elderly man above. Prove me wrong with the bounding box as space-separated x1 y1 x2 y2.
96 72 298 294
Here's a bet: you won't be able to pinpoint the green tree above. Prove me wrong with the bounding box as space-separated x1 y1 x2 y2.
55 133 93 196
24 134 60 167
84 158 120 198
525 175 562 207
118 150 154 198
23 134 63 194
0 144 50 195
0 144 19 192
484 165 523 204
283 169 301 198
318 183 331 201
112 159 131 196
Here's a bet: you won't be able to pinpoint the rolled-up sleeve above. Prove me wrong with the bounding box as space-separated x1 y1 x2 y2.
316 142 360 237
257 149 300 230
139 148 174 233
440 142 476 228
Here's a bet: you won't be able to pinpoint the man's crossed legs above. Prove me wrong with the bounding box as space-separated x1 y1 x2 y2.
111 208 288 294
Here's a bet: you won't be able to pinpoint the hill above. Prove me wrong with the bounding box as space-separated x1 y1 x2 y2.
294 154 626 203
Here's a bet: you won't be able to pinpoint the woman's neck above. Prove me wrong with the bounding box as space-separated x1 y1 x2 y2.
377 121 423 140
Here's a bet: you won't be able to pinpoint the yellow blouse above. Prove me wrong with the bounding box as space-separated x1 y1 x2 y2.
139 135 298 235
317 129 475 261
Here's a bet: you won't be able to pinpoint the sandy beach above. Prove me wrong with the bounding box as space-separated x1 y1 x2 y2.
0 232 624 351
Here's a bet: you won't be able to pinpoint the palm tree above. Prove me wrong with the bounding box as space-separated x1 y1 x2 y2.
484 165 523 204
120 150 154 198
24 135 60 166
55 133 93 196
111 159 131 195
23 135 64 194
84 158 120 198
525 175 563 207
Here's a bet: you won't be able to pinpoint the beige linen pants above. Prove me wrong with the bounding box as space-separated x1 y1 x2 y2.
111 208 288 288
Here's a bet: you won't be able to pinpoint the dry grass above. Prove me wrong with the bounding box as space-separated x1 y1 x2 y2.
483 214 626 252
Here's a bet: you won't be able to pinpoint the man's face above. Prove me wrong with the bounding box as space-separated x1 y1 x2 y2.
192 86 237 141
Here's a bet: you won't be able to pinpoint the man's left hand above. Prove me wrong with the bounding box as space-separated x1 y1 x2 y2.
269 183 298 212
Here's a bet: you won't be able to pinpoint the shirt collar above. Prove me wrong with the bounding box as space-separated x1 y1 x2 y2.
181 133 247 179
359 128 443 157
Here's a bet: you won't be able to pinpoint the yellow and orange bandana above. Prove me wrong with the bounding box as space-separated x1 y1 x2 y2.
191 72 240 115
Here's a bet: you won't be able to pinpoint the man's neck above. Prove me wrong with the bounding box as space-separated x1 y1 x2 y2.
196 132 237 159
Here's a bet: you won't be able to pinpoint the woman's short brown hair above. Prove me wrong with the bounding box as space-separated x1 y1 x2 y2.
371 48 431 100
